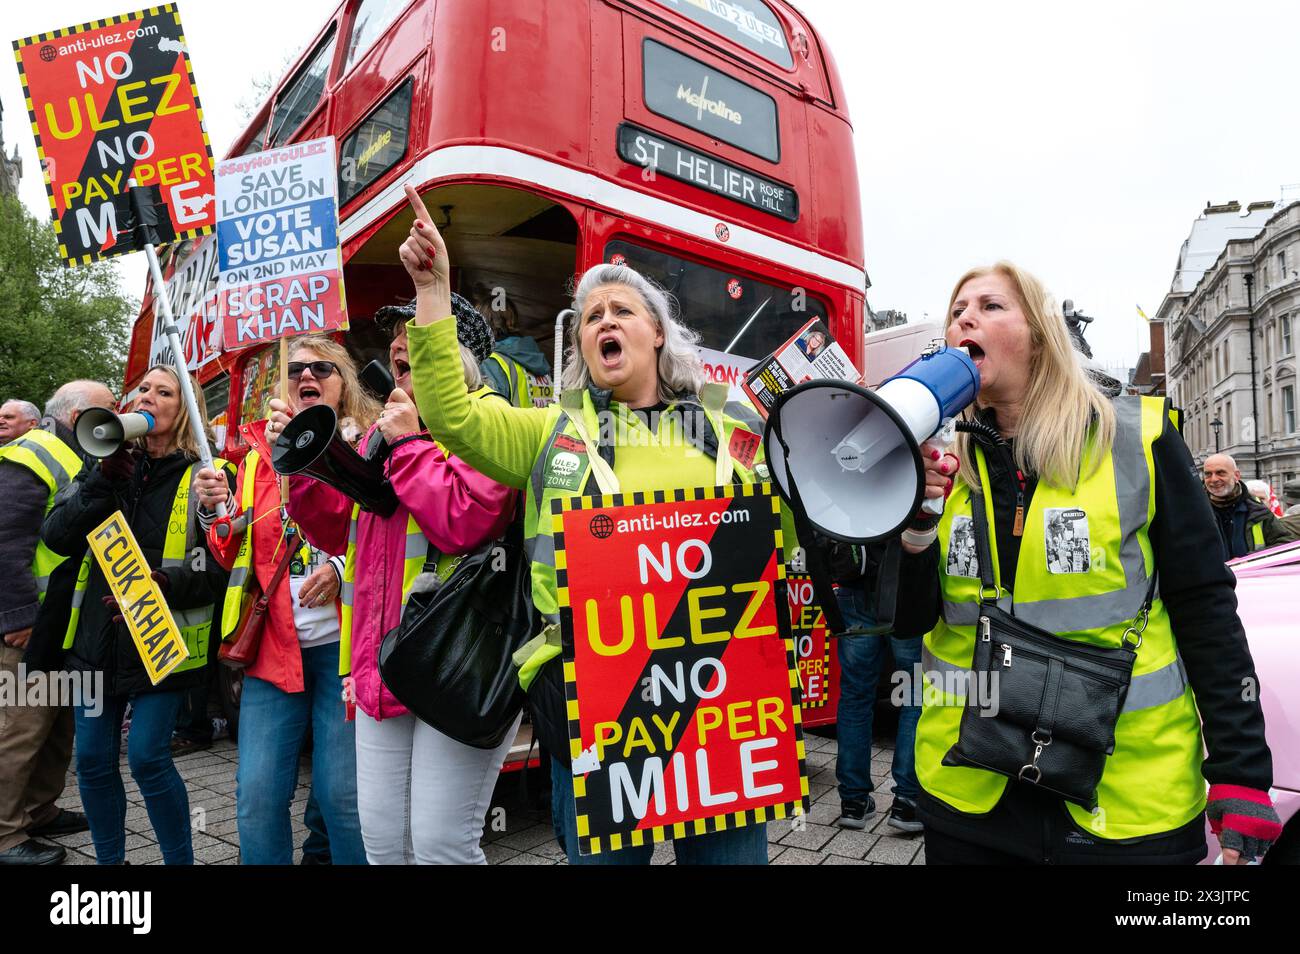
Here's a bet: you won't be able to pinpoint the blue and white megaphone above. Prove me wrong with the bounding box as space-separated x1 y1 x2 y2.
74 407 156 459
764 345 980 543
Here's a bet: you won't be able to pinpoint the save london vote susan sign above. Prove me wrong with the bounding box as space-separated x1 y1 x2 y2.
13 5 216 266
554 483 809 856
216 136 347 349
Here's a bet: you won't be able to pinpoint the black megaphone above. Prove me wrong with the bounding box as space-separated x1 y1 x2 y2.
271 404 398 517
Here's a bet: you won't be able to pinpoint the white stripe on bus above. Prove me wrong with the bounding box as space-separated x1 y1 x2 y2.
339 144 867 291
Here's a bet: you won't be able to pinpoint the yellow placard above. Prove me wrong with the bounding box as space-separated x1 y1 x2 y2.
86 512 188 685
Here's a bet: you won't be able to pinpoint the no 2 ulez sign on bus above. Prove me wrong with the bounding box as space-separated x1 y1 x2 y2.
554 484 809 856
13 5 216 267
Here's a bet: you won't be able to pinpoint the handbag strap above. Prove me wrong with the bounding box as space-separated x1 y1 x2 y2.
264 527 301 596
966 481 1001 604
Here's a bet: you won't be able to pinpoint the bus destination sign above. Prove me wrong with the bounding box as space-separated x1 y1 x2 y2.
618 124 798 222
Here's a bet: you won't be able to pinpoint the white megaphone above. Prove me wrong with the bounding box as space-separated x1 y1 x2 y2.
764 345 980 542
74 407 156 459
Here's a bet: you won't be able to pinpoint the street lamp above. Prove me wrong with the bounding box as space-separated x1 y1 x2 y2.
1244 272 1262 478
1211 416 1223 453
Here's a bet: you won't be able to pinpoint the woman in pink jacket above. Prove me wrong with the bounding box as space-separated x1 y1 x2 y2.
272 297 518 864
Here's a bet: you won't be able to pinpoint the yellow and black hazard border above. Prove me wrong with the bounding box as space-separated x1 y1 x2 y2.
790 577 833 709
551 482 811 857
13 4 215 267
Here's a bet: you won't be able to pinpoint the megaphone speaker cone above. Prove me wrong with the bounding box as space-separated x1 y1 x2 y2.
272 405 400 517
74 407 155 459
764 381 925 544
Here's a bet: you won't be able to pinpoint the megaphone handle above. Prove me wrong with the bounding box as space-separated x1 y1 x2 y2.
920 418 958 516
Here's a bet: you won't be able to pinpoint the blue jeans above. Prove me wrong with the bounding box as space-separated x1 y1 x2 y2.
74 690 192 865
835 587 921 803
550 758 768 865
235 643 366 865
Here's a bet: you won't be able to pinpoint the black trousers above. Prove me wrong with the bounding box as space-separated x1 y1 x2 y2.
919 785 1208 865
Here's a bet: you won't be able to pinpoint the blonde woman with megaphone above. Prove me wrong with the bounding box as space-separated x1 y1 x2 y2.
894 262 1279 865
192 335 372 865
42 365 233 865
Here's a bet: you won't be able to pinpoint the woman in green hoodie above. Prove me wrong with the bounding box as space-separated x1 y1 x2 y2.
399 184 778 865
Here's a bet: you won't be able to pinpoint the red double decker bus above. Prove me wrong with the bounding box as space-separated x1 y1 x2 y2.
124 0 867 750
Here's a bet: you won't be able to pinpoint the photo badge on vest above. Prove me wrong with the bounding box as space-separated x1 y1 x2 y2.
543 433 589 492
946 515 979 579
1045 507 1091 574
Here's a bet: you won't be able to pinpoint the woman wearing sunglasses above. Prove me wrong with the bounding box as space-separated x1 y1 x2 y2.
192 335 373 864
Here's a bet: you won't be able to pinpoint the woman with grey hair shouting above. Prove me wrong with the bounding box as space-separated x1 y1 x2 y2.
398 184 781 865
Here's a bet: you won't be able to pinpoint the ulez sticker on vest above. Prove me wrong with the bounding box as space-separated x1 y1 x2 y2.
555 483 809 856
86 511 189 685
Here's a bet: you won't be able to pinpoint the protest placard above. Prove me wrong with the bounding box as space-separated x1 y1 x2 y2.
742 317 857 418
554 483 808 856
216 136 347 349
86 511 188 685
787 574 832 709
13 5 216 266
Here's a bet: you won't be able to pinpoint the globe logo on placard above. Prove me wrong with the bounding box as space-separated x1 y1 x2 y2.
39 45 57 62
589 514 615 539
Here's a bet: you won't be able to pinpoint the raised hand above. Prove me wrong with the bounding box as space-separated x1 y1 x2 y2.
399 183 451 290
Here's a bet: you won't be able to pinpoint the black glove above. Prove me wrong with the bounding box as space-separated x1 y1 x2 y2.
98 447 137 485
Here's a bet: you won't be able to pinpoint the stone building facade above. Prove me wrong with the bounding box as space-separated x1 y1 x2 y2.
1163 200 1300 494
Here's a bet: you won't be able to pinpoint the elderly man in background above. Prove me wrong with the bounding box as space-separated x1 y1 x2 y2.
1202 453 1298 560
0 399 41 446
0 380 114 865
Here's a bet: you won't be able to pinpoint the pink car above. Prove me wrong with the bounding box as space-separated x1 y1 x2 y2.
1200 541 1300 864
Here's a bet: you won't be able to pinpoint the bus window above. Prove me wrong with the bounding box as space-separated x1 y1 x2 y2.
647 0 793 69
338 79 413 206
238 347 281 442
239 119 268 157
344 0 411 73
203 373 231 451
604 239 827 367
267 27 338 148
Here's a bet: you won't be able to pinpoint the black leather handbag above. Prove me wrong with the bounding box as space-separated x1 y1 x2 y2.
378 512 535 749
941 488 1153 810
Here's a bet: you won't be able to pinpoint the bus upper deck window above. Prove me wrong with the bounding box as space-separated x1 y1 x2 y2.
345 0 410 73
649 0 794 70
268 28 338 147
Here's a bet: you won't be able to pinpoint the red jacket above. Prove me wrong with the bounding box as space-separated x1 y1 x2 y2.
209 419 342 694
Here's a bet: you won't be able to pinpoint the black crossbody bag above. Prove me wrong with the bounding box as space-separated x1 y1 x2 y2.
941 487 1155 810
378 509 535 749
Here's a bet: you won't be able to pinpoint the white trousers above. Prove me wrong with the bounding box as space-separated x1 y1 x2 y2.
354 709 521 864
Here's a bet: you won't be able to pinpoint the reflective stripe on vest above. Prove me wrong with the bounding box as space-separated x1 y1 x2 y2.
919 396 1205 839
1249 521 1266 550
219 450 262 640
63 459 229 676
0 428 83 601
517 385 753 690
490 352 554 409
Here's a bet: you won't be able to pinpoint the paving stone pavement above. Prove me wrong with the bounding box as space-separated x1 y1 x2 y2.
43 729 925 865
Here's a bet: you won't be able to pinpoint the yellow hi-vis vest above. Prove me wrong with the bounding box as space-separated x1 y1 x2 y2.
917 396 1205 840
488 352 555 408
515 383 759 691
64 460 231 677
0 427 83 602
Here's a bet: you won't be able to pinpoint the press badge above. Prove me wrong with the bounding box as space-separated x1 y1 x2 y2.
945 516 980 579
1044 507 1091 574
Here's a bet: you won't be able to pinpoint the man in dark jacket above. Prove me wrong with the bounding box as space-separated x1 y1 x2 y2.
1202 453 1297 559
0 381 112 865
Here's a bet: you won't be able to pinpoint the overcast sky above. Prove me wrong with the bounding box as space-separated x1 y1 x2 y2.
5 0 1298 369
